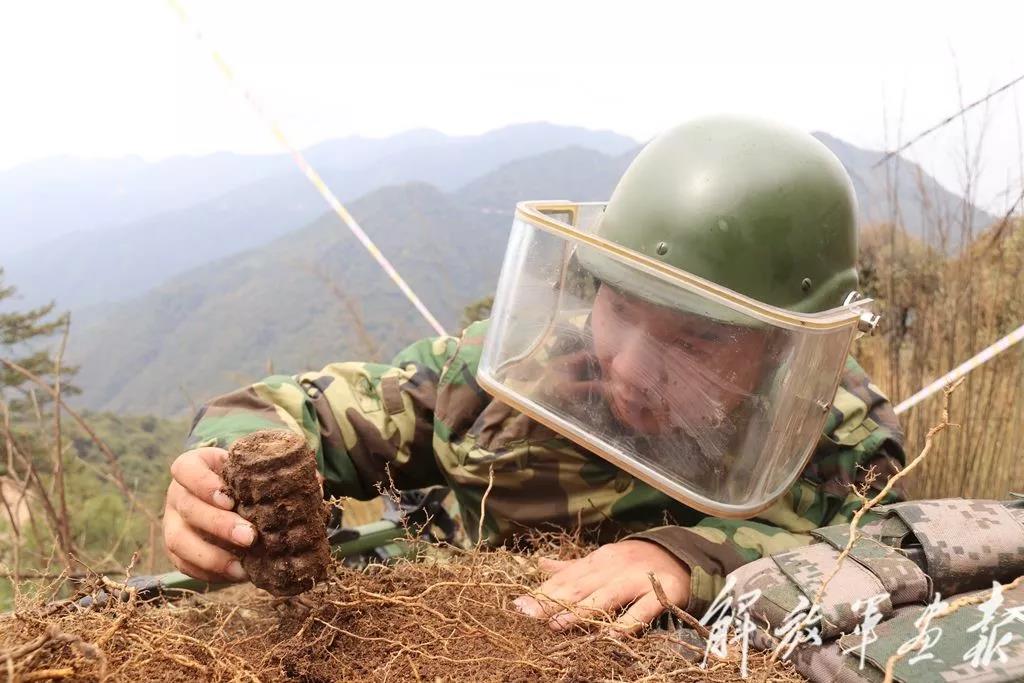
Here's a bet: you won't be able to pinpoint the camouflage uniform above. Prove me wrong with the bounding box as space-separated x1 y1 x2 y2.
725 498 1024 681
187 319 905 615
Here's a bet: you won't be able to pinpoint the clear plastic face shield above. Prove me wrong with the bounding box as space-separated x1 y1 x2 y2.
477 202 876 518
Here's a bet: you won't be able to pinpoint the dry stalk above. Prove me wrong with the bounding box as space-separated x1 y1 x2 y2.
0 358 157 526
476 464 495 549
51 318 72 568
19 668 75 681
302 261 382 360
648 573 709 639
0 403 75 565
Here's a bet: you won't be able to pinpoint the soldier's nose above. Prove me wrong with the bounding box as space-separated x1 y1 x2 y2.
610 334 662 390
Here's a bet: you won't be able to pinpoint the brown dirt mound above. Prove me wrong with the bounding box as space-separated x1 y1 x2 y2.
223 429 331 596
0 543 805 682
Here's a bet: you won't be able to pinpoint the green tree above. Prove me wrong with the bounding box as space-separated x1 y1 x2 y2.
1 267 75 416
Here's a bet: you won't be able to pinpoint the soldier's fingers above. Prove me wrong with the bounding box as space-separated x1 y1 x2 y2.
537 556 576 574
514 570 602 619
615 592 669 633
166 549 229 584
514 589 584 620
551 350 595 372
537 555 604 597
172 483 256 549
193 446 230 473
513 578 589 619
514 552 605 618
548 580 636 631
163 508 247 582
170 448 234 510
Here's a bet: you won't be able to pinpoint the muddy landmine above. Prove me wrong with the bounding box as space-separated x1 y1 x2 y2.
222 429 331 596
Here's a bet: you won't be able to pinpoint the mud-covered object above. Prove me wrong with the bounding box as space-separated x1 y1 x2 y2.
222 429 331 596
725 498 1024 682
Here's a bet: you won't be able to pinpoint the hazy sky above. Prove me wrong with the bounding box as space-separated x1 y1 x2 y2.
2 1 1023 212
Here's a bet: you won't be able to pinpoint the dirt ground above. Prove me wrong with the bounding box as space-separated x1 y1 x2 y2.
0 541 805 682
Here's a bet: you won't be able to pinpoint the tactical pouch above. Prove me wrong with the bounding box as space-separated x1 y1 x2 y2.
727 499 1024 682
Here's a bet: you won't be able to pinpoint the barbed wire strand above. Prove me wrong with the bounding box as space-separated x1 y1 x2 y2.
873 72 1024 168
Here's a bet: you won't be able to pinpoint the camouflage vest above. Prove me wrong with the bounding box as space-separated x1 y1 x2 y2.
718 498 1024 681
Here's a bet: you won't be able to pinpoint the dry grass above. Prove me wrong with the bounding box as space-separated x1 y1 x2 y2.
0 539 804 683
855 217 1024 500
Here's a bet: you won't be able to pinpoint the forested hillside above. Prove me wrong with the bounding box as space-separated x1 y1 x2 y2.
68 183 500 415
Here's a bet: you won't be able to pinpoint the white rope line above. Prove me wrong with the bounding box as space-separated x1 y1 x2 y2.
166 0 447 337
894 322 1024 415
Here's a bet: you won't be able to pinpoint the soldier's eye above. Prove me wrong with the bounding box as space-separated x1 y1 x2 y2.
674 338 709 358
610 301 634 321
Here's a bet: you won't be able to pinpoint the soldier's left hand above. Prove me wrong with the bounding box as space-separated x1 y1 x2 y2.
512 539 690 631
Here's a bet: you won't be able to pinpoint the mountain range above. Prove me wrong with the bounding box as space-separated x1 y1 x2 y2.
0 123 994 416
2 124 637 311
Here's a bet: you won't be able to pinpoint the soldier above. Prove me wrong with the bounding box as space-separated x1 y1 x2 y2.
162 115 905 630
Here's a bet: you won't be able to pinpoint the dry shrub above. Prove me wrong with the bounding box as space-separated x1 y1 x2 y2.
855 217 1024 499
0 539 803 682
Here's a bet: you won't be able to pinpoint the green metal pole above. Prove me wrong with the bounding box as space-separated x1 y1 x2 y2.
105 519 410 602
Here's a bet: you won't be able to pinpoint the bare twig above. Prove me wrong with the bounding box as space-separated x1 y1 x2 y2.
0 403 75 566
19 669 76 681
0 358 157 526
986 185 1024 246
18 671 75 679
648 573 709 639
476 464 495 549
51 317 72 566
813 378 965 605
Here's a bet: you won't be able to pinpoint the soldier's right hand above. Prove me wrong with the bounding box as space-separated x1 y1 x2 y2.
163 447 256 583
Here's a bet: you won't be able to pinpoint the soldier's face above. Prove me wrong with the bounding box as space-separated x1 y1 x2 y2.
590 284 771 436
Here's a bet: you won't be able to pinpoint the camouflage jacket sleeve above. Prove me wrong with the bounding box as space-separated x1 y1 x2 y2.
629 356 907 617
186 334 460 500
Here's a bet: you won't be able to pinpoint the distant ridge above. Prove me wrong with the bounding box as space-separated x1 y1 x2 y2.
3 123 638 310
813 132 992 252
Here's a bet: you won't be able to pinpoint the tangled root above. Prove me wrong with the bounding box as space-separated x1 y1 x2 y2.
1 541 804 682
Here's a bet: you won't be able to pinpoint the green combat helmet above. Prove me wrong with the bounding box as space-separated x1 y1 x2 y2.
478 114 877 518
586 114 860 314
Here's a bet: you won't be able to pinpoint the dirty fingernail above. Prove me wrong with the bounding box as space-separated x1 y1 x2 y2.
212 490 235 510
226 561 248 581
231 523 256 547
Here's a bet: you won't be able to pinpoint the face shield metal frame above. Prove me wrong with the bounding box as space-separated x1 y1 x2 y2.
477 201 875 519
